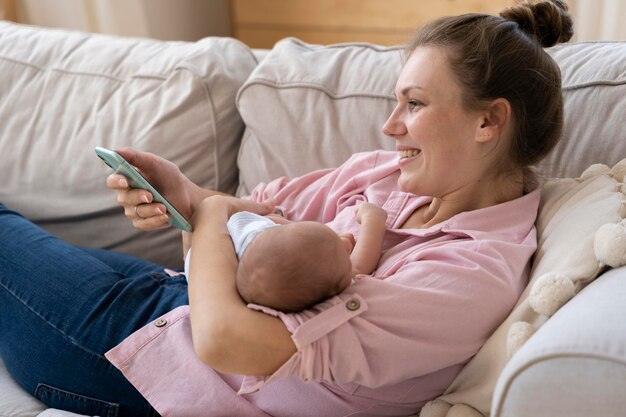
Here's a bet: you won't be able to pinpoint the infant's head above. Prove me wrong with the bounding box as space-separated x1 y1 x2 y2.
236 221 353 313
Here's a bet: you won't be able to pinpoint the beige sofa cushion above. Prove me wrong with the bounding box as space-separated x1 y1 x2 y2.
0 22 257 268
236 38 403 196
542 41 626 178
236 39 626 194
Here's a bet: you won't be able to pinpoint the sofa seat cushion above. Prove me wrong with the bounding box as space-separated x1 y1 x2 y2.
0 21 257 268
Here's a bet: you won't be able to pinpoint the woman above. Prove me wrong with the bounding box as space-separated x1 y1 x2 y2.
0 1 573 416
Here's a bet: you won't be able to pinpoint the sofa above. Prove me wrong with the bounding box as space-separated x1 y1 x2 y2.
0 20 625 417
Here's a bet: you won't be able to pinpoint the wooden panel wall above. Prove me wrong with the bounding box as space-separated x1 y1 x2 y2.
231 0 514 48
0 0 18 21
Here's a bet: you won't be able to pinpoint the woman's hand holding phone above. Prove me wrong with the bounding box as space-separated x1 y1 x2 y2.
103 147 198 232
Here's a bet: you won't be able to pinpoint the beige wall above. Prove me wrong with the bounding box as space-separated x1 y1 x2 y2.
12 0 230 41
569 0 626 41
231 0 513 48
0 0 17 20
230 0 625 47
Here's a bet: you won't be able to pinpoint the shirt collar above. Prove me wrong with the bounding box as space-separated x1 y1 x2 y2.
386 173 541 242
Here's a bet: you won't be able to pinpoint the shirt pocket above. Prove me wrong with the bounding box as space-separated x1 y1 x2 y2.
35 383 119 417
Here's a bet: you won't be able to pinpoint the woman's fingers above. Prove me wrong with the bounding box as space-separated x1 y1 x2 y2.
116 187 154 207
107 173 169 228
131 214 171 231
106 173 129 190
125 202 168 220
104 149 186 232
115 147 158 176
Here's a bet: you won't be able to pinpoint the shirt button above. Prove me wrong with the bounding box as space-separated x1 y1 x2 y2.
155 319 167 327
345 298 360 311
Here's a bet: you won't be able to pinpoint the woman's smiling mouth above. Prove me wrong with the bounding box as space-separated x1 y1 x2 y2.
399 149 421 159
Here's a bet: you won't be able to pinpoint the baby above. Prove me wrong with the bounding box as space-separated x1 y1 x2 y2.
228 203 387 313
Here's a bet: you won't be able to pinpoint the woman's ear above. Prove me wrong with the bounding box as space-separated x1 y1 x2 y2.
475 98 512 144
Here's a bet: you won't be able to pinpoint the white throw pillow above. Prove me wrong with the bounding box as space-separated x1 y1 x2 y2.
236 38 403 196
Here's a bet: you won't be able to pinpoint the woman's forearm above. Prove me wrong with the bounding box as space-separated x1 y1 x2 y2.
187 197 296 376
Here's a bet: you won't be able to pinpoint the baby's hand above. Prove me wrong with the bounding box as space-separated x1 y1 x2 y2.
355 202 388 225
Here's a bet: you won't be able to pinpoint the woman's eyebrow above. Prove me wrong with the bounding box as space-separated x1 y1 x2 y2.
399 85 426 96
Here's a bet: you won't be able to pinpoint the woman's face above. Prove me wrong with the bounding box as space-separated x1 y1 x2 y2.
383 46 486 197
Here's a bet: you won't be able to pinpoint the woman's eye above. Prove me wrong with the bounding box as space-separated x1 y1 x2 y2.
407 99 423 111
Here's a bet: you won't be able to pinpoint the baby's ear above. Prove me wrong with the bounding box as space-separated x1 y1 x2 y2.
338 233 356 254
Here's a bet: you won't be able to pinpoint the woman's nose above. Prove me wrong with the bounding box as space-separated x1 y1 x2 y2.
382 109 406 139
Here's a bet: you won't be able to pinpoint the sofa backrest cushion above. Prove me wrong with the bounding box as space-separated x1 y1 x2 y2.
236 38 626 195
236 39 402 195
0 22 256 268
542 41 626 178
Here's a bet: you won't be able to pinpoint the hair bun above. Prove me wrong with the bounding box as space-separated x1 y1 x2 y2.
500 0 574 47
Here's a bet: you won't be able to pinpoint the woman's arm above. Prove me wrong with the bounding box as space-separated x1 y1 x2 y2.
187 196 297 376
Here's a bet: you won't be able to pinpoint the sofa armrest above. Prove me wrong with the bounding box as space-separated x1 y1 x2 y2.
492 266 626 417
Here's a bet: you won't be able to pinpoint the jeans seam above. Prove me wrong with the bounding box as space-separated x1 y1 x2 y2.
0 277 109 363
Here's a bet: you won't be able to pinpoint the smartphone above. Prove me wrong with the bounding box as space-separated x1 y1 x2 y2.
95 147 193 232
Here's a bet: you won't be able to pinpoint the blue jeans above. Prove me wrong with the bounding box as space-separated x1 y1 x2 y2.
0 203 189 417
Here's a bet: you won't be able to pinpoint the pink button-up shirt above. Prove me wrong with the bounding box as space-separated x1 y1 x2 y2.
106 151 540 417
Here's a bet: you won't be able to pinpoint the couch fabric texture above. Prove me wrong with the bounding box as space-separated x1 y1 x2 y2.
1 21 625 417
